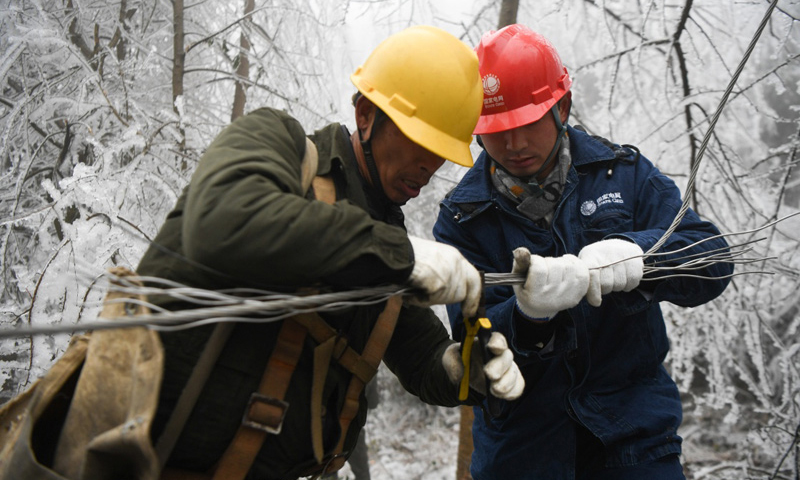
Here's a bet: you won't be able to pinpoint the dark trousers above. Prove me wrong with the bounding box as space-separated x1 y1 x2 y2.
576 425 686 480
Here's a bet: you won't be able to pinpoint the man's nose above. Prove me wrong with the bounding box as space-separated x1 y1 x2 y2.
505 128 528 152
420 154 446 174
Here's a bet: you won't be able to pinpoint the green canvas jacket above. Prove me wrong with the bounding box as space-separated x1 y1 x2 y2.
137 108 463 479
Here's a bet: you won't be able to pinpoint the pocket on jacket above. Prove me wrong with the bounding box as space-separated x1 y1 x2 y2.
579 207 633 244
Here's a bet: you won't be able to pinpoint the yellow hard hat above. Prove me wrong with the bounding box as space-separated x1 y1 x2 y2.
350 25 483 167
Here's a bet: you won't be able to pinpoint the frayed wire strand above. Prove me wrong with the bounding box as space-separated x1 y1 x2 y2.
643 247 764 273
639 270 773 282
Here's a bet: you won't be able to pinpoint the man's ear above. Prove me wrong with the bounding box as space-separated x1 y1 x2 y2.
354 95 377 142
558 91 572 124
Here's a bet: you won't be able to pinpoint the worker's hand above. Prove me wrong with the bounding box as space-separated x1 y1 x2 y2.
512 247 589 320
406 236 482 318
442 332 524 400
578 239 644 307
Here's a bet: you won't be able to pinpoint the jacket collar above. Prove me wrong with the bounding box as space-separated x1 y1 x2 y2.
309 122 348 176
446 125 618 205
310 123 404 225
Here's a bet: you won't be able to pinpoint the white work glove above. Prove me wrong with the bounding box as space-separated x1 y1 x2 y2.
442 332 525 400
511 247 590 320
407 236 482 318
578 239 644 307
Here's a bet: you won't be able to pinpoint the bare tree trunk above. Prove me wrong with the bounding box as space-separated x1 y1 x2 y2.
673 0 698 211
172 0 185 150
497 0 519 29
456 405 474 480
112 0 131 62
231 0 255 121
66 0 94 62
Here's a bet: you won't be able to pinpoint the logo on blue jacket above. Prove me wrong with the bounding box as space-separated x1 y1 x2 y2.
580 200 597 216
581 192 624 216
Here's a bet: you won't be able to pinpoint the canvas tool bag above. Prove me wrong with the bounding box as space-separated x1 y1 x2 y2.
0 267 163 480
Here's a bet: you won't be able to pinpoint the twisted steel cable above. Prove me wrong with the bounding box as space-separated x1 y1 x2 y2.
645 0 779 255
0 214 789 339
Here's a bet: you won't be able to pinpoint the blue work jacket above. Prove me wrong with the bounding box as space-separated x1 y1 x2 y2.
433 126 733 479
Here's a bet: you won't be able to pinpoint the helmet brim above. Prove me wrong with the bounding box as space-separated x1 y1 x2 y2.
396 114 475 168
474 99 558 135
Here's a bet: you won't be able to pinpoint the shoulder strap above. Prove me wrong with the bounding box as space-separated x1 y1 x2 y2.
212 319 308 480
293 295 402 470
300 137 319 194
213 142 398 479
300 137 336 205
155 323 234 467
312 175 336 204
213 295 403 480
331 295 401 462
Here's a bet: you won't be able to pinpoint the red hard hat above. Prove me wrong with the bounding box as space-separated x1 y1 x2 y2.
474 24 572 135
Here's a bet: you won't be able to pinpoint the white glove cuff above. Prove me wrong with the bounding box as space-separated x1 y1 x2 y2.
515 300 554 322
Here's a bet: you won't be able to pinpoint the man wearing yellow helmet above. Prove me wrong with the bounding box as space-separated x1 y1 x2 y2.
131 26 524 480
434 24 733 480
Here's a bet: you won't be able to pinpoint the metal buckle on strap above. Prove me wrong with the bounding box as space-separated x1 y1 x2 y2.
242 393 289 435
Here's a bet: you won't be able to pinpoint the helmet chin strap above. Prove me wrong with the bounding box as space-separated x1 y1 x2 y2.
526 103 569 189
358 126 387 199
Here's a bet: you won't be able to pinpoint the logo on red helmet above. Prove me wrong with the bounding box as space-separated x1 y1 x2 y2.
482 73 505 110
482 74 500 96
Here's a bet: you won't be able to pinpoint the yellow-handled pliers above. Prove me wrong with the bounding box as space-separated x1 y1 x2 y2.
459 272 502 417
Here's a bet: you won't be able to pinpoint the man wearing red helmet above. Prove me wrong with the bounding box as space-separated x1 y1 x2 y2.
434 24 733 479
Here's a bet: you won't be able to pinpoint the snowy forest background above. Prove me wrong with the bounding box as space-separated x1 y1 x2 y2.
1 0 799 478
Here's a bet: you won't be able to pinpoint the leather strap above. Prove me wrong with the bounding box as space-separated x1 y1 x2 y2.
211 296 402 480
291 299 401 473
291 314 376 384
156 323 235 467
296 295 403 478
211 139 400 479
312 175 336 204
300 138 319 194
211 319 307 480
310 336 336 463
332 296 402 457
213 140 333 479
